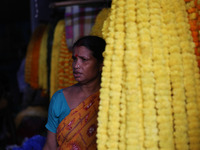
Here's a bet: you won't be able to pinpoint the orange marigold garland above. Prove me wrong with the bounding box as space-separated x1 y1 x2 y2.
185 0 200 69
57 26 77 90
50 19 76 98
25 24 46 89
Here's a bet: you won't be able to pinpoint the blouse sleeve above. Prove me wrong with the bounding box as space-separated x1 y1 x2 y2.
45 93 59 133
45 90 71 133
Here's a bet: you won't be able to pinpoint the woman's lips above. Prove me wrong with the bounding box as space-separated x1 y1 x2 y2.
73 71 81 78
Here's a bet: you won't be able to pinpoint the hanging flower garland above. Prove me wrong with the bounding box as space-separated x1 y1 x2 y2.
136 0 159 149
106 0 125 149
50 20 65 98
90 8 110 38
176 0 200 148
149 0 175 149
124 0 144 149
25 24 46 89
57 27 77 90
97 1 114 150
184 0 200 69
97 0 200 149
161 0 189 149
39 25 50 94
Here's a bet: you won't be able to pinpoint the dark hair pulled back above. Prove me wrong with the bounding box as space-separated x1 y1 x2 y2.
72 36 106 62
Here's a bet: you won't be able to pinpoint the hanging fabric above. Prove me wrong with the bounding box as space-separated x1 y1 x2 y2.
65 5 102 49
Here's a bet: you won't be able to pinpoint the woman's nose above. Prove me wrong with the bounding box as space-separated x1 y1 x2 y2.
74 61 80 69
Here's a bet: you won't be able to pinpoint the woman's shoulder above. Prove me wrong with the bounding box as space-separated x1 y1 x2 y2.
50 89 66 105
49 89 70 115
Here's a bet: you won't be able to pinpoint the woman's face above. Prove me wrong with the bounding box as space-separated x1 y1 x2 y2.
72 46 102 84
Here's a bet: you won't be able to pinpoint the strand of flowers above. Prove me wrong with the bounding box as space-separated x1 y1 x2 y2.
106 0 125 149
90 8 110 38
30 25 46 89
137 0 160 149
50 20 65 98
193 0 200 112
25 25 44 88
97 2 114 149
198 0 200 68
149 0 175 149
184 0 200 70
175 0 200 149
124 0 144 149
117 1 126 149
192 53 200 115
25 29 35 84
57 28 77 90
39 25 50 94
161 0 189 149
119 68 126 150
195 0 200 115
185 0 200 120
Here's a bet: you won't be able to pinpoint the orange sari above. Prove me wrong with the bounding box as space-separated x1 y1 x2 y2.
56 91 100 150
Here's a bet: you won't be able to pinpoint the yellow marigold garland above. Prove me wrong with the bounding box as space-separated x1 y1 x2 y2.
124 0 143 149
39 25 50 94
97 0 200 149
161 0 189 149
50 20 65 98
106 0 125 149
177 0 200 148
90 8 111 38
137 0 159 149
97 3 114 150
149 0 174 149
25 30 34 84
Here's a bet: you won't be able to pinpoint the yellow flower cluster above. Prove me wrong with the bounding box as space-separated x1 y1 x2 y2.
97 0 116 149
50 20 65 98
39 25 50 94
90 8 110 38
137 0 158 149
50 20 76 98
176 0 200 148
97 0 200 149
161 0 189 149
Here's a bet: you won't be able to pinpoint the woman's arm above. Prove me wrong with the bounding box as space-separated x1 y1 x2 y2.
43 130 57 150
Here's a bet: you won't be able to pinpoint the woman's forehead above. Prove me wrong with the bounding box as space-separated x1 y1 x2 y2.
73 46 93 56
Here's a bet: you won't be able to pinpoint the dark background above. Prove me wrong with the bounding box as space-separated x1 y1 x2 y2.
0 0 61 149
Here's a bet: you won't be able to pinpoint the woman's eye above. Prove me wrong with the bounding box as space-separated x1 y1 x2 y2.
82 58 87 61
72 56 77 61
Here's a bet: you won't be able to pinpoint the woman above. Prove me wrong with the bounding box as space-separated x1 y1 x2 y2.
43 36 106 150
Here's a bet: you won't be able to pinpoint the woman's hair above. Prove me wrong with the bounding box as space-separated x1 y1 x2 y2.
72 36 106 62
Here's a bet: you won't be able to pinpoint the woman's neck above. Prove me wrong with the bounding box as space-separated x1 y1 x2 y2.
77 79 101 97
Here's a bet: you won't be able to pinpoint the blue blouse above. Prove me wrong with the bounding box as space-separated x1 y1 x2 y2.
45 89 71 133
